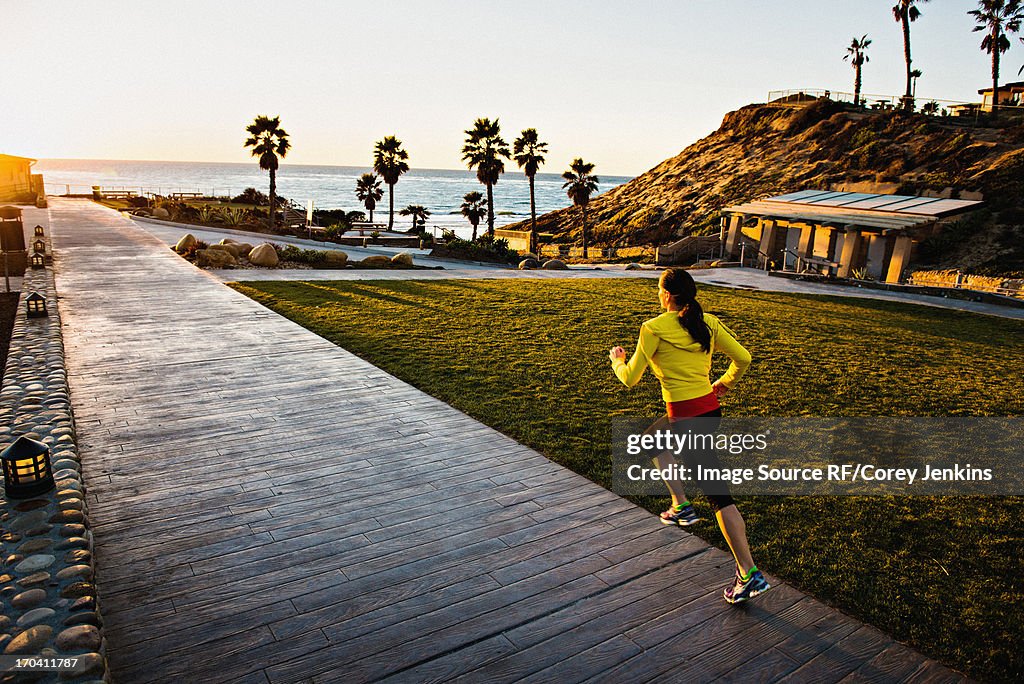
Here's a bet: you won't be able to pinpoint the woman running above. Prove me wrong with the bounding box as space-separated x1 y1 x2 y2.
609 268 769 604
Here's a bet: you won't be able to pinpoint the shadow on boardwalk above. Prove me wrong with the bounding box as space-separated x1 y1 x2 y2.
49 199 965 683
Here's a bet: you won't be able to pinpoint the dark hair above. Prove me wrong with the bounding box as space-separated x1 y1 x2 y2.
660 268 711 352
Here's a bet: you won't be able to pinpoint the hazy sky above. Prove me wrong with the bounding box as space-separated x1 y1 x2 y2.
3 0 1015 176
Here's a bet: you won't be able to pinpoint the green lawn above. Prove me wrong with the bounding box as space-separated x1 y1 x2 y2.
230 278 1024 682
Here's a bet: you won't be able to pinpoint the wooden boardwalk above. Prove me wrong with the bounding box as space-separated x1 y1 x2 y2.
48 199 965 683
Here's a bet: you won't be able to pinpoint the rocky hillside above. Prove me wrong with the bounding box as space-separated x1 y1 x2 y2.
513 100 1024 274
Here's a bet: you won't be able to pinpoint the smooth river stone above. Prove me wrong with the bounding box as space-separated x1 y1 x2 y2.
3 625 53 655
56 565 92 581
16 571 51 587
9 510 49 533
59 582 93 598
17 607 56 628
15 554 56 573
55 625 101 652
58 651 104 679
11 588 47 609
17 539 52 554
49 510 84 524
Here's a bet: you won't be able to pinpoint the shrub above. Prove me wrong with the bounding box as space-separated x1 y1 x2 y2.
127 196 150 208
232 188 269 206
219 206 248 226
784 98 844 136
432 234 520 264
272 244 329 265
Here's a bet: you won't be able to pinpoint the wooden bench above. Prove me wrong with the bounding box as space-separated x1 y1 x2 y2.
170 192 204 200
101 190 137 199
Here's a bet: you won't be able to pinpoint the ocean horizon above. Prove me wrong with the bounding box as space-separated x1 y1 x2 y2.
35 158 634 237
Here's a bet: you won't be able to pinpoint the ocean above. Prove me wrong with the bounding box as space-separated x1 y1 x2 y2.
35 159 633 239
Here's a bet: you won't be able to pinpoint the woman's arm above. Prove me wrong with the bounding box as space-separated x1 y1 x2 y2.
712 319 751 389
611 324 658 388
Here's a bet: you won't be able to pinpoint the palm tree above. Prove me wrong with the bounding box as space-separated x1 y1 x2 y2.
969 0 1024 120
373 136 410 230
561 158 599 259
399 204 431 232
844 35 872 106
461 118 510 237
354 173 384 223
460 191 487 241
513 128 548 255
892 0 930 111
244 115 291 230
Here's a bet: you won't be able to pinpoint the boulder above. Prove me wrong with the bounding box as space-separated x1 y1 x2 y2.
236 243 254 256
359 255 391 268
390 252 414 267
324 251 349 267
518 258 540 270
521 252 539 261
624 262 642 271
174 234 197 253
542 259 568 270
248 243 279 267
213 242 245 258
195 249 237 268
207 243 234 254
218 238 238 245
152 207 170 219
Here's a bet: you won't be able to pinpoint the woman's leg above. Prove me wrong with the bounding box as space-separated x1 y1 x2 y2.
645 415 691 507
653 451 689 507
714 502 755 576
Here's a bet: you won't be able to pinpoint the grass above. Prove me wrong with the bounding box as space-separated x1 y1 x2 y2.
229 277 1024 682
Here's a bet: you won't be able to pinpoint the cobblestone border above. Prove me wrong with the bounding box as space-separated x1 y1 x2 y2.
0 222 108 682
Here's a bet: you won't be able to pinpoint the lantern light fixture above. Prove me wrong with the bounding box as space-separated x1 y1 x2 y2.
25 292 47 318
33 225 45 237
30 253 45 269
0 435 55 499
32 239 45 254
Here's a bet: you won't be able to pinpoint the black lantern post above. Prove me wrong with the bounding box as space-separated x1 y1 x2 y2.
25 292 47 318
0 436 55 498
32 239 45 254
33 225 44 237
30 253 45 269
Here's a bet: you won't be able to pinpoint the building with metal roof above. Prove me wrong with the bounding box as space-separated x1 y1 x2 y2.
721 190 983 283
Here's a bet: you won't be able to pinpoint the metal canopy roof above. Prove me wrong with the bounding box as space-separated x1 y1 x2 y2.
724 190 982 231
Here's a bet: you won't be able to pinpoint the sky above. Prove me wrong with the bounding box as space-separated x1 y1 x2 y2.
2 0 1017 176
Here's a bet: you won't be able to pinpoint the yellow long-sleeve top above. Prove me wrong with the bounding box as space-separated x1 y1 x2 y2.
612 311 752 402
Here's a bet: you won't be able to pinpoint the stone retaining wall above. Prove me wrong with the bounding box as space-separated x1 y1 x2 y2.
0 222 108 682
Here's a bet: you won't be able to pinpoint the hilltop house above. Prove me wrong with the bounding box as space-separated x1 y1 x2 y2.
722 190 982 284
0 154 40 202
979 81 1024 112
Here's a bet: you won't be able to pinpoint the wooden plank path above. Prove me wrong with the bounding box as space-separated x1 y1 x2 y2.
47 199 966 683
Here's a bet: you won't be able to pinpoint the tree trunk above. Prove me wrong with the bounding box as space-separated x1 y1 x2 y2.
472 221 478 242
486 182 495 237
992 31 1000 121
529 174 538 256
902 15 913 110
854 65 862 107
388 183 395 230
368 203 374 223
269 167 277 230
580 204 589 259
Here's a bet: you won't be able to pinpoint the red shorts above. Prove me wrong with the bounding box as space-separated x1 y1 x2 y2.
666 392 720 419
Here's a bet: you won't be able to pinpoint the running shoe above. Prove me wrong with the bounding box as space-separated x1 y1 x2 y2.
659 503 703 527
723 567 771 604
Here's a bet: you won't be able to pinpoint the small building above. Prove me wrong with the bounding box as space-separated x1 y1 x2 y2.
978 81 1024 112
0 154 37 201
722 190 983 284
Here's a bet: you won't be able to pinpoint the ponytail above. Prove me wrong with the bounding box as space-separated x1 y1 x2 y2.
660 267 711 353
679 299 711 353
